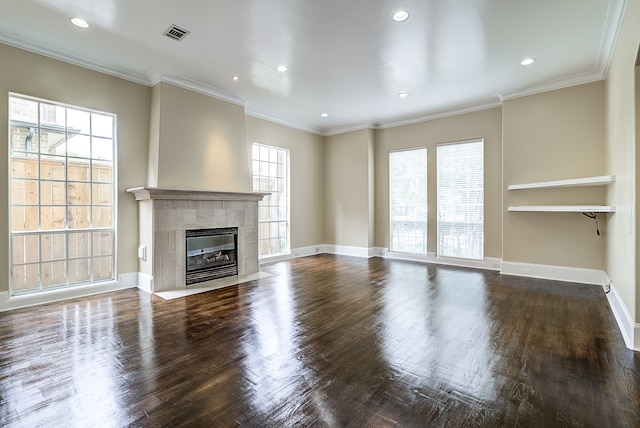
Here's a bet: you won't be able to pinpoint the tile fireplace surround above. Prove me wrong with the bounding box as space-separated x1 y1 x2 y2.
126 187 268 292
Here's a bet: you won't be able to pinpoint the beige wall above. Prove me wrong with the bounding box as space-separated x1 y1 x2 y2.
152 82 251 192
605 0 640 321
324 129 375 247
138 199 153 276
147 83 161 187
503 82 606 269
367 133 376 248
245 116 325 248
0 44 151 292
374 108 503 257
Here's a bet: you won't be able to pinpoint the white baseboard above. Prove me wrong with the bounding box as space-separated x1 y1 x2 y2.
323 244 375 258
500 261 606 285
259 245 386 264
370 247 388 257
275 247 605 285
0 273 138 312
137 272 154 293
602 272 639 351
262 245 502 269
385 251 502 271
259 245 323 264
120 272 139 287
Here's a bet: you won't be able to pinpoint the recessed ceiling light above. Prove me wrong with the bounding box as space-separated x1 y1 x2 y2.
321 113 329 118
233 75 239 81
398 91 409 98
70 17 89 28
276 65 289 72
392 10 409 22
520 58 535 66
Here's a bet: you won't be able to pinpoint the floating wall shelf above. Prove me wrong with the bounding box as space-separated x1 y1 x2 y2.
507 175 616 213
508 205 616 213
507 175 615 191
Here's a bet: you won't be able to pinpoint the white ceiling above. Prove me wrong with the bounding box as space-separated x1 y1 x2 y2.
0 0 628 135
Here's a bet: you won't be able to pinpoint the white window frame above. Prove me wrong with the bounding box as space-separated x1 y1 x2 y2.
8 93 117 295
436 139 484 260
389 147 428 255
252 143 290 257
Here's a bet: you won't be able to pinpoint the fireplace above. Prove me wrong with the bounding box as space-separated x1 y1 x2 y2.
127 187 268 292
186 227 238 285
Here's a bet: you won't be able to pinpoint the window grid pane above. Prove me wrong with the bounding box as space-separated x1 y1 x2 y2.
8 94 116 294
437 140 484 260
389 148 428 254
252 143 289 256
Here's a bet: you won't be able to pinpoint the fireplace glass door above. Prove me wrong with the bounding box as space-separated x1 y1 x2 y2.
185 227 238 284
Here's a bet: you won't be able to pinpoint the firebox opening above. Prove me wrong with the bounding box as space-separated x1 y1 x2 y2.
186 227 238 285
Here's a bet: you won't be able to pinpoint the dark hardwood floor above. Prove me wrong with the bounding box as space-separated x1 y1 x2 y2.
1 254 639 427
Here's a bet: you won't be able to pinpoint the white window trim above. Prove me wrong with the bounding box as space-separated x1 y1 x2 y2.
436 138 484 260
389 146 428 255
252 143 290 257
8 93 118 295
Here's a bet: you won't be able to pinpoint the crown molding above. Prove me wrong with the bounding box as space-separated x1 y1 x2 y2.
319 101 503 135
500 71 605 101
0 37 248 110
375 100 503 130
596 0 628 76
244 110 324 135
148 72 246 107
321 123 377 137
245 111 376 137
0 35 151 86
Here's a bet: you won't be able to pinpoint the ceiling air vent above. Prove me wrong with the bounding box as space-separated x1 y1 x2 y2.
163 24 190 41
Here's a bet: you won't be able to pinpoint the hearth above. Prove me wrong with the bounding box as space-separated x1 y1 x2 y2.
186 227 238 285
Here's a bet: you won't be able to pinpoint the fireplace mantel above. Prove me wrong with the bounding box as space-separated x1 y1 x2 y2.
126 187 269 202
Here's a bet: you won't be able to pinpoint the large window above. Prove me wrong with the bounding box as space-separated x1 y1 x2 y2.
389 148 428 254
9 94 115 294
437 139 484 259
252 143 289 256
